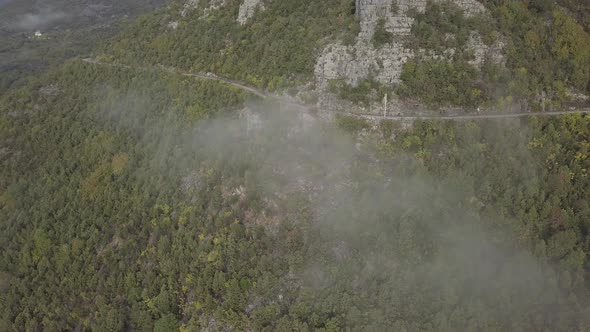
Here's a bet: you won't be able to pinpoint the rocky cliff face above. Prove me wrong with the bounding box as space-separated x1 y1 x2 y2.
175 0 503 111
237 0 264 24
315 0 500 91
181 0 199 17
356 0 485 39
179 0 265 24
315 43 414 88
179 0 230 18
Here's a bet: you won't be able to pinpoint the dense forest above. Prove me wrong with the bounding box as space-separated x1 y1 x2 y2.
105 0 359 90
95 0 590 109
1 59 589 330
1 0 590 331
398 0 590 108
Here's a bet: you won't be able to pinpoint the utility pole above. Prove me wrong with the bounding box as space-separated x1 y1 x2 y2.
383 93 388 117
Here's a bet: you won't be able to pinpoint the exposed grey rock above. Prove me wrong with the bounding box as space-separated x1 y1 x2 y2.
567 89 590 101
356 0 485 41
39 84 60 96
314 41 414 88
167 21 179 29
467 31 505 67
180 0 199 17
203 0 229 17
180 171 203 194
180 0 229 18
315 0 500 100
237 0 264 25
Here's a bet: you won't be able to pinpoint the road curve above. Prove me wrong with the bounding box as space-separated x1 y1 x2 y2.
81 59 590 121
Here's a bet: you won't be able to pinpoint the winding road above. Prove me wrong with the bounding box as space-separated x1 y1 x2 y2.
81 58 590 121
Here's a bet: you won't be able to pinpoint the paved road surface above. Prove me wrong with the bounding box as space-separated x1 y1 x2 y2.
81 58 590 121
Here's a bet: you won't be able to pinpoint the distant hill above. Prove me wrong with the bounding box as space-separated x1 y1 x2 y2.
0 0 167 93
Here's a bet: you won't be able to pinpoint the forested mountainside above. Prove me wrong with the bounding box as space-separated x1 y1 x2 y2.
1 0 590 331
102 0 590 111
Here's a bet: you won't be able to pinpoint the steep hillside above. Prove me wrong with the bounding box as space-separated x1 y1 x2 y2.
317 0 590 111
1 0 590 331
98 0 590 114
106 0 359 89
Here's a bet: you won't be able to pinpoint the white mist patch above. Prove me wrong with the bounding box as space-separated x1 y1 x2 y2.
97 93 583 328
12 9 66 31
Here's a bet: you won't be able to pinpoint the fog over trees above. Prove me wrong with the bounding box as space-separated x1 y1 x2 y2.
1 0 590 330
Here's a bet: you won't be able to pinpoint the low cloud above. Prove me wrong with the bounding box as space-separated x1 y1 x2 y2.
95 89 586 328
12 9 66 31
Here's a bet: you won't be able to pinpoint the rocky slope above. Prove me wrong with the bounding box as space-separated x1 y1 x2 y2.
315 0 500 89
311 0 508 114
237 0 264 24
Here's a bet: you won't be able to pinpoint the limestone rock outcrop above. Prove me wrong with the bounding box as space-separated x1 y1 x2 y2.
315 0 500 92
467 32 505 67
179 0 229 18
180 0 265 23
315 42 414 88
180 0 199 17
238 0 265 25
355 0 485 41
